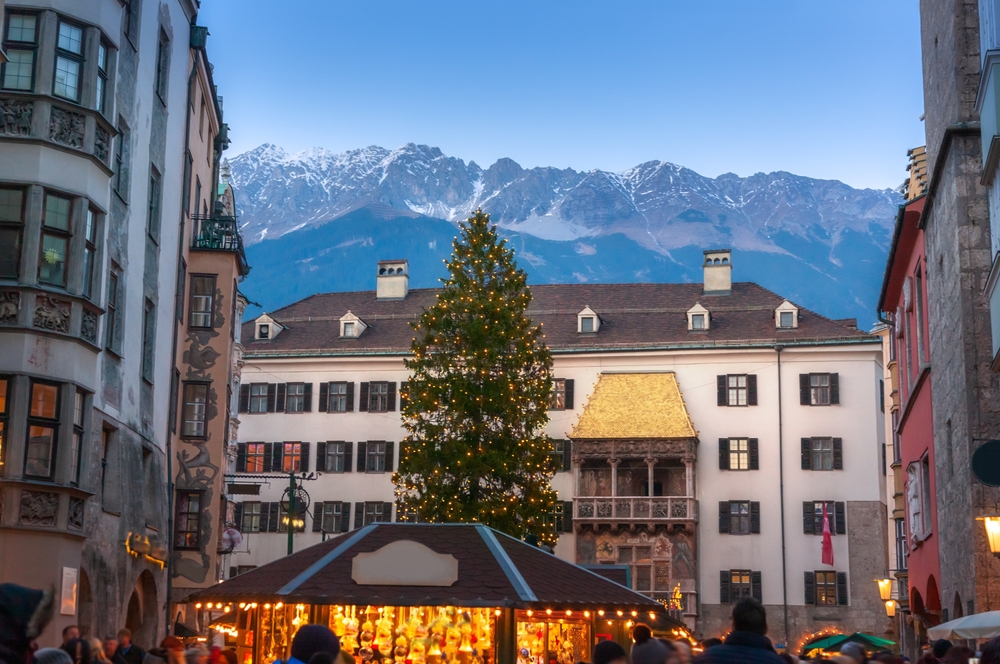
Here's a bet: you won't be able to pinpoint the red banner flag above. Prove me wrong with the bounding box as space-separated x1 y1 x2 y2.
822 503 834 566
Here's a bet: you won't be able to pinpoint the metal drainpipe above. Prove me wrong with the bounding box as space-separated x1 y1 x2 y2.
776 345 790 646
164 41 201 637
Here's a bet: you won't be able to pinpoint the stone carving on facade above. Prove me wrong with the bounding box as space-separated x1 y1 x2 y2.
0 98 32 136
94 125 110 163
19 490 59 527
49 107 85 149
34 296 71 333
573 439 696 461
80 308 99 343
0 291 20 325
68 497 85 530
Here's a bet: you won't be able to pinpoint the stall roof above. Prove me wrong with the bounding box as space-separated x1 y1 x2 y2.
191 523 666 614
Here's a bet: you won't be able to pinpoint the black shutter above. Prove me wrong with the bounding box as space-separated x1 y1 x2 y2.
275 383 286 412
562 501 573 533
346 382 355 411
719 439 730 470
385 441 395 472
387 382 397 412
720 571 731 604
359 382 370 412
233 503 243 530
357 442 367 472
804 572 816 605
318 382 328 412
803 502 815 534
340 502 351 532
272 444 283 473
266 384 277 412
833 438 843 470
564 379 574 409
719 501 731 533
303 383 312 412
239 384 250 413
236 443 247 473
836 572 848 605
717 375 727 406
801 438 811 470
312 502 323 532
750 502 761 534
344 442 353 473
749 439 759 470
800 374 810 405
267 503 279 533
316 442 327 472
747 375 758 406
400 382 409 410
834 501 846 535
751 571 762 602
382 502 393 522
354 502 365 529
830 373 840 404
562 440 573 472
263 443 273 472
299 442 310 473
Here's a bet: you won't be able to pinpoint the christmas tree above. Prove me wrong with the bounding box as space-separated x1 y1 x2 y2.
394 210 560 544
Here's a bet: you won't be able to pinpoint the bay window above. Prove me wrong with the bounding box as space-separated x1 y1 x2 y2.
54 21 84 102
25 381 59 479
0 188 24 280
1 14 37 91
38 193 71 287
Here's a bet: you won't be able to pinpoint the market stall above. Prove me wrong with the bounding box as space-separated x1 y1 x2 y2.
188 523 677 664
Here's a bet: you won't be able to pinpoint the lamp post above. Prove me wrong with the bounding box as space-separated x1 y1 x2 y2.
978 516 1000 557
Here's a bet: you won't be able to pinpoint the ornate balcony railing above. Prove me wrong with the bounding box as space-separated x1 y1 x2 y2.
574 496 698 522
191 215 249 274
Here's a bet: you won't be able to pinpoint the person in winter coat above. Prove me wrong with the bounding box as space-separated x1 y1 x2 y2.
112 630 143 664
32 649 73 664
0 583 54 664
631 624 669 664
592 640 628 664
62 638 92 664
87 638 111 664
691 598 784 664
278 625 340 664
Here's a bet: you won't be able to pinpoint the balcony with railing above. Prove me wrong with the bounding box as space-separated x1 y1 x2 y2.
191 215 249 274
574 496 698 523
574 457 698 527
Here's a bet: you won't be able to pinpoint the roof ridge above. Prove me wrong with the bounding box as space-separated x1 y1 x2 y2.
276 524 377 595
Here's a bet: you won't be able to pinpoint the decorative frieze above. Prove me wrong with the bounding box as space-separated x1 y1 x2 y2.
68 497 85 531
49 107 84 149
80 307 99 344
94 125 110 163
19 490 58 527
0 291 19 325
34 295 71 333
0 99 32 136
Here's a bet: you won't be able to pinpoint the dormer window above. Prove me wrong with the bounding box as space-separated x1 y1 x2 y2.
775 300 799 329
577 306 600 334
687 303 710 331
339 311 367 339
258 324 269 339
254 313 283 341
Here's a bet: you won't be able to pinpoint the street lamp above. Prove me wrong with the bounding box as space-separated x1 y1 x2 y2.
877 578 893 602
978 516 1000 557
884 600 897 617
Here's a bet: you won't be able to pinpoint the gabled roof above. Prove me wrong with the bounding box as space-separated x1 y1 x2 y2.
189 523 667 614
242 283 875 357
571 373 696 440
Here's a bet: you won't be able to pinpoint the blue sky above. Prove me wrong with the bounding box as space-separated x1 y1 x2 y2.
198 1 924 191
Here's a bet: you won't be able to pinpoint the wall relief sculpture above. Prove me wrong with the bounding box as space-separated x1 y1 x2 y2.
0 99 32 136
34 296 71 333
49 107 84 149
68 497 85 530
80 308 99 344
19 490 59 527
94 126 110 163
0 291 19 325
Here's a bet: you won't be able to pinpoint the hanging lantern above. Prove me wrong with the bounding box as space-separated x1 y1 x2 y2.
877 578 893 601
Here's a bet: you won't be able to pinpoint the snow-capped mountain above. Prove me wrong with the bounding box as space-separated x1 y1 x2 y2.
229 143 902 326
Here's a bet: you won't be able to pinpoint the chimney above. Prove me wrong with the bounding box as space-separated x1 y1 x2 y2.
703 249 732 295
376 260 409 300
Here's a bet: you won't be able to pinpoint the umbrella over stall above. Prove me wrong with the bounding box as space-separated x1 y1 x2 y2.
186 523 681 663
927 611 1000 640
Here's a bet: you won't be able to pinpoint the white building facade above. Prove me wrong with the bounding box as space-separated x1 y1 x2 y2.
226 252 888 652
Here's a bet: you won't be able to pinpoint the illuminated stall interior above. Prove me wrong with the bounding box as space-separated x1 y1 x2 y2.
188 523 677 664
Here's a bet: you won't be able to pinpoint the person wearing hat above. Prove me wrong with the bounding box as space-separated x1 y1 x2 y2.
281 625 340 664
592 640 628 664
32 648 74 664
0 583 54 664
838 642 866 664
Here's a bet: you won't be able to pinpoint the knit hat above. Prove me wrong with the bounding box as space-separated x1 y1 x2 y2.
33 648 74 664
290 625 340 662
592 640 628 664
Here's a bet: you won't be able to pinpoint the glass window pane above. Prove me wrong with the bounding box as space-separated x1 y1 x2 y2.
2 49 34 90
54 56 80 100
30 383 58 418
8 15 37 42
0 378 7 413
95 76 104 112
25 425 55 476
57 23 83 54
44 195 70 230
39 234 68 286
0 228 22 279
0 189 23 222
98 44 107 71
74 391 84 426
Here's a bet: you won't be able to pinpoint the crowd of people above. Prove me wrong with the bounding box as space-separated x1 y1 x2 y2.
28 627 246 664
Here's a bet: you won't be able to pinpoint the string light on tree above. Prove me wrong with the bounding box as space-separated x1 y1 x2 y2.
393 210 559 544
